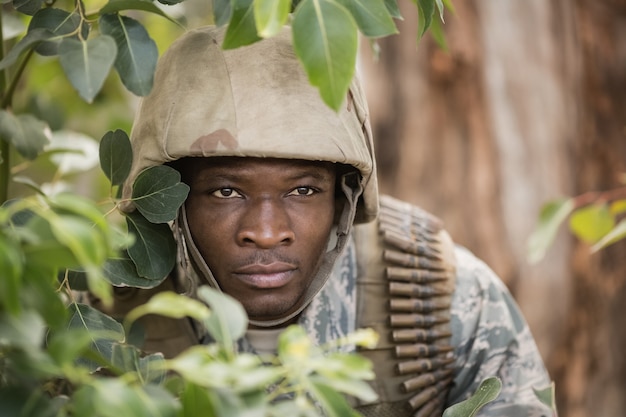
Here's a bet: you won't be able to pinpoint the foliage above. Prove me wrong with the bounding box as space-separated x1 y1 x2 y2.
0 128 379 416
0 1 507 417
533 382 559 417
528 186 626 263
0 0 451 199
442 377 501 417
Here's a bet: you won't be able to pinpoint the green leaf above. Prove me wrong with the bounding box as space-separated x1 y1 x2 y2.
12 175 45 195
28 8 87 56
0 387 62 417
383 0 402 19
0 233 23 315
48 193 113 252
569 203 614 244
48 214 108 267
310 381 360 417
434 0 445 21
139 353 167 384
317 352 376 381
58 35 117 103
99 0 181 25
142 384 181 416
13 0 44 15
610 199 626 216
278 325 316 363
0 28 54 70
100 129 133 186
84 379 179 417
62 268 89 291
166 347 226 388
0 111 50 160
22 214 82 269
179 383 218 417
3 199 35 227
592 218 626 252
293 0 358 111
100 14 158 96
197 286 248 346
527 198 575 264
125 291 211 329
443 377 502 417
254 0 291 38
442 0 455 14
47 130 100 175
110 342 142 374
67 303 125 341
125 211 176 280
2 12 26 41
335 0 398 38
132 165 189 224
67 303 124 367
0 310 46 352
343 327 379 349
416 0 435 38
103 251 166 288
428 13 448 50
213 0 232 26
47 328 94 367
533 382 556 410
21 263 68 331
310 372 378 403
223 0 261 49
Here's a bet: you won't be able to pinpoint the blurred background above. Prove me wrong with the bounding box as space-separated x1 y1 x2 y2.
6 0 625 415
359 2 626 417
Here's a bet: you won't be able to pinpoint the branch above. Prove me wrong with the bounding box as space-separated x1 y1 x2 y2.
572 186 626 208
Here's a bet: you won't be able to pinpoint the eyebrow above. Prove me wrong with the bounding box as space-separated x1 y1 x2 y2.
191 168 334 187
283 169 335 182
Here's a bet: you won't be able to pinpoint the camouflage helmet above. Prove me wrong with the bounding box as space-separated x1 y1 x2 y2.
124 25 379 327
123 25 378 223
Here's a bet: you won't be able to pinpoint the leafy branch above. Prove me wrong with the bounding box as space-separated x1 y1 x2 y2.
528 184 626 263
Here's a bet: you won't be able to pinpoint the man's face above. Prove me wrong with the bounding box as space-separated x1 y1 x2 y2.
184 157 336 323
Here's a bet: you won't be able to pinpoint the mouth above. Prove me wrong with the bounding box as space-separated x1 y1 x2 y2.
233 262 297 289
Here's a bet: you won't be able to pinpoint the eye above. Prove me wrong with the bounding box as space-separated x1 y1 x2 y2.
288 186 316 196
211 188 243 199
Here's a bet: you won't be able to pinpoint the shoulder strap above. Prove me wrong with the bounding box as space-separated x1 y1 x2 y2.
353 195 457 417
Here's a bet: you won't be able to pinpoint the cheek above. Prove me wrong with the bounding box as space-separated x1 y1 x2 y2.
186 198 230 254
296 200 335 248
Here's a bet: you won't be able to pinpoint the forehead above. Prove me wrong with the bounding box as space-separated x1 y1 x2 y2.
180 157 336 182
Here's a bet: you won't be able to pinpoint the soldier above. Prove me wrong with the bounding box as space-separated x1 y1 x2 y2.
110 26 552 416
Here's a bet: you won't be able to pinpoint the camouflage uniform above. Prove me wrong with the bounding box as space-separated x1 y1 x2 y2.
446 246 551 416
295 196 551 416
113 25 552 416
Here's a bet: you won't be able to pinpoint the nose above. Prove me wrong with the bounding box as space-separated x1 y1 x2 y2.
237 198 295 248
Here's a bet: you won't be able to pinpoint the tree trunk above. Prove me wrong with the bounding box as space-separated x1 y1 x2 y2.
359 1 626 416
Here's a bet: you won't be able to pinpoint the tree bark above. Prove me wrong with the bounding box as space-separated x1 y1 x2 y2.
359 1 626 416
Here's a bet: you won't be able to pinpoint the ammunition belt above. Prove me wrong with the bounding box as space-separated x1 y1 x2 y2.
353 195 457 417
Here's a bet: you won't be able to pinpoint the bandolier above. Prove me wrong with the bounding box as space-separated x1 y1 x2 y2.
354 195 457 417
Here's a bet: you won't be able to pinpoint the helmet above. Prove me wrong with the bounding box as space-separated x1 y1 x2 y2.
123 25 378 222
124 25 379 327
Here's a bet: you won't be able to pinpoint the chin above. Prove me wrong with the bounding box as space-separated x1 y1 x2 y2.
244 295 301 322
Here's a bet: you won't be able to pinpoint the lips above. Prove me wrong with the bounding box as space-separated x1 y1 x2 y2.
233 262 296 289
